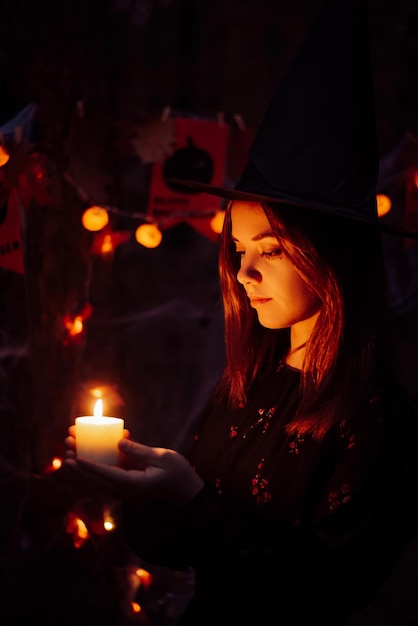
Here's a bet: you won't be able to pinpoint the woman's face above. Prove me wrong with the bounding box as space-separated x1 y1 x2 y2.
231 201 321 335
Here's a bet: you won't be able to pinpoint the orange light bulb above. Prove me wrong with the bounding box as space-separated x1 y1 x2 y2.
135 223 162 248
82 206 109 231
376 193 392 217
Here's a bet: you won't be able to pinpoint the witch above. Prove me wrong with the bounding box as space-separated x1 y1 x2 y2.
64 0 418 624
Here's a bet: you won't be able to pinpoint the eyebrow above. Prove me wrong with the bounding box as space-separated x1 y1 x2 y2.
232 229 277 242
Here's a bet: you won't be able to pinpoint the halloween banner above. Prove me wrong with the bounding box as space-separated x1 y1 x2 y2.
0 187 24 274
147 116 229 227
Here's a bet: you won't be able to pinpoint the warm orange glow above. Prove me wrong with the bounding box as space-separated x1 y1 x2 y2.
210 210 225 234
136 568 152 589
94 398 103 418
65 512 90 548
64 315 84 336
76 517 89 538
100 234 114 254
135 223 162 248
376 193 392 217
131 602 141 614
103 509 115 531
0 145 10 167
62 303 92 345
414 171 418 188
51 457 63 470
81 206 109 231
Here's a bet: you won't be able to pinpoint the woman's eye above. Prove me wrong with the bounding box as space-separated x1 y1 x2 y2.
261 248 282 259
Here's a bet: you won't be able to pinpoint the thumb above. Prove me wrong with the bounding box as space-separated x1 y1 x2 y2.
118 438 162 468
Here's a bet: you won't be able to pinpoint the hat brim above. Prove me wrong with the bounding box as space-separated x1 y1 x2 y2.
166 178 418 241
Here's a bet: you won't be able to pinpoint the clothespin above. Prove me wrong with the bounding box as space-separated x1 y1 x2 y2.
233 114 246 131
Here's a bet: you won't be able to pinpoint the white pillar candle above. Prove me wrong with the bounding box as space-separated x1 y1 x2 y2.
75 399 124 465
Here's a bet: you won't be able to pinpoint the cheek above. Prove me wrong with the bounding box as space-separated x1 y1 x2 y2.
273 270 319 312
293 281 321 315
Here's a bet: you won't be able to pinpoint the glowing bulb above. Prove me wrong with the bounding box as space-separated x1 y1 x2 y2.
135 223 162 248
103 509 115 531
135 568 152 588
101 234 114 254
76 517 89 540
82 206 109 231
64 315 83 337
131 602 141 614
210 210 225 234
51 457 63 470
0 145 10 167
376 193 392 217
72 316 83 335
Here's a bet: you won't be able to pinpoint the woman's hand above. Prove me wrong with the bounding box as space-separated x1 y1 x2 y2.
63 426 204 505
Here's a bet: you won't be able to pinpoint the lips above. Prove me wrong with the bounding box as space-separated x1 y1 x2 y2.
249 297 272 306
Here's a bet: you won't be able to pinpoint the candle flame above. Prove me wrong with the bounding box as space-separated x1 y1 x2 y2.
94 398 103 418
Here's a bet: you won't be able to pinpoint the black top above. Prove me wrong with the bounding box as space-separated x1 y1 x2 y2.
123 361 418 626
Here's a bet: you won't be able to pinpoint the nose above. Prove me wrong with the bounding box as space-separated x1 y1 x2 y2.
236 254 262 285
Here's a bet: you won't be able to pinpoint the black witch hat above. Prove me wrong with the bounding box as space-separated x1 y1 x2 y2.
168 0 418 240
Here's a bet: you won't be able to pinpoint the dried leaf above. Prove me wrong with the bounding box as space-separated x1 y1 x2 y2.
131 116 177 164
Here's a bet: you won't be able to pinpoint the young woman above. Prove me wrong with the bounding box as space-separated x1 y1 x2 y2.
64 198 418 625
64 0 418 623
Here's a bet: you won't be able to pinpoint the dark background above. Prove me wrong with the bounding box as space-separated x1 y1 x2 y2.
0 1 417 623
1 0 417 470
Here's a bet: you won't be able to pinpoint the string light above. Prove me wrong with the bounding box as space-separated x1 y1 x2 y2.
51 457 63 470
82 205 110 231
65 512 90 548
135 223 163 248
376 193 392 217
136 568 152 589
0 144 10 167
103 509 116 532
100 233 114 254
62 303 93 345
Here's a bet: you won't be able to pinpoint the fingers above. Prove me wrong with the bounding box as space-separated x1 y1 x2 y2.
118 438 175 468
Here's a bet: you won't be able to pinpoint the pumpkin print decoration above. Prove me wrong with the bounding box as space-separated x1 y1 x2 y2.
163 136 214 193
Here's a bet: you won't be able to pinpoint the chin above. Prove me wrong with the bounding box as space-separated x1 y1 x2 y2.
257 316 285 330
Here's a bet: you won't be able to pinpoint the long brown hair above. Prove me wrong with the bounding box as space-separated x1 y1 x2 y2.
215 200 391 439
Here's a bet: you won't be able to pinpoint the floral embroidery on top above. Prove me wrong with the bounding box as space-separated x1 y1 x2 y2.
328 483 352 511
288 432 305 455
251 458 272 505
242 407 276 439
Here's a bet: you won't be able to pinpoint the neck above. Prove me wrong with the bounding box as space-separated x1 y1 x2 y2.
285 341 307 370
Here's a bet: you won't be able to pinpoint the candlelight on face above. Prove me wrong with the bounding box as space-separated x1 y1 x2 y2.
75 399 124 465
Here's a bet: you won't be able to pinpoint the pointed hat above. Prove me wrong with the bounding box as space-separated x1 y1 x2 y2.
168 0 418 240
